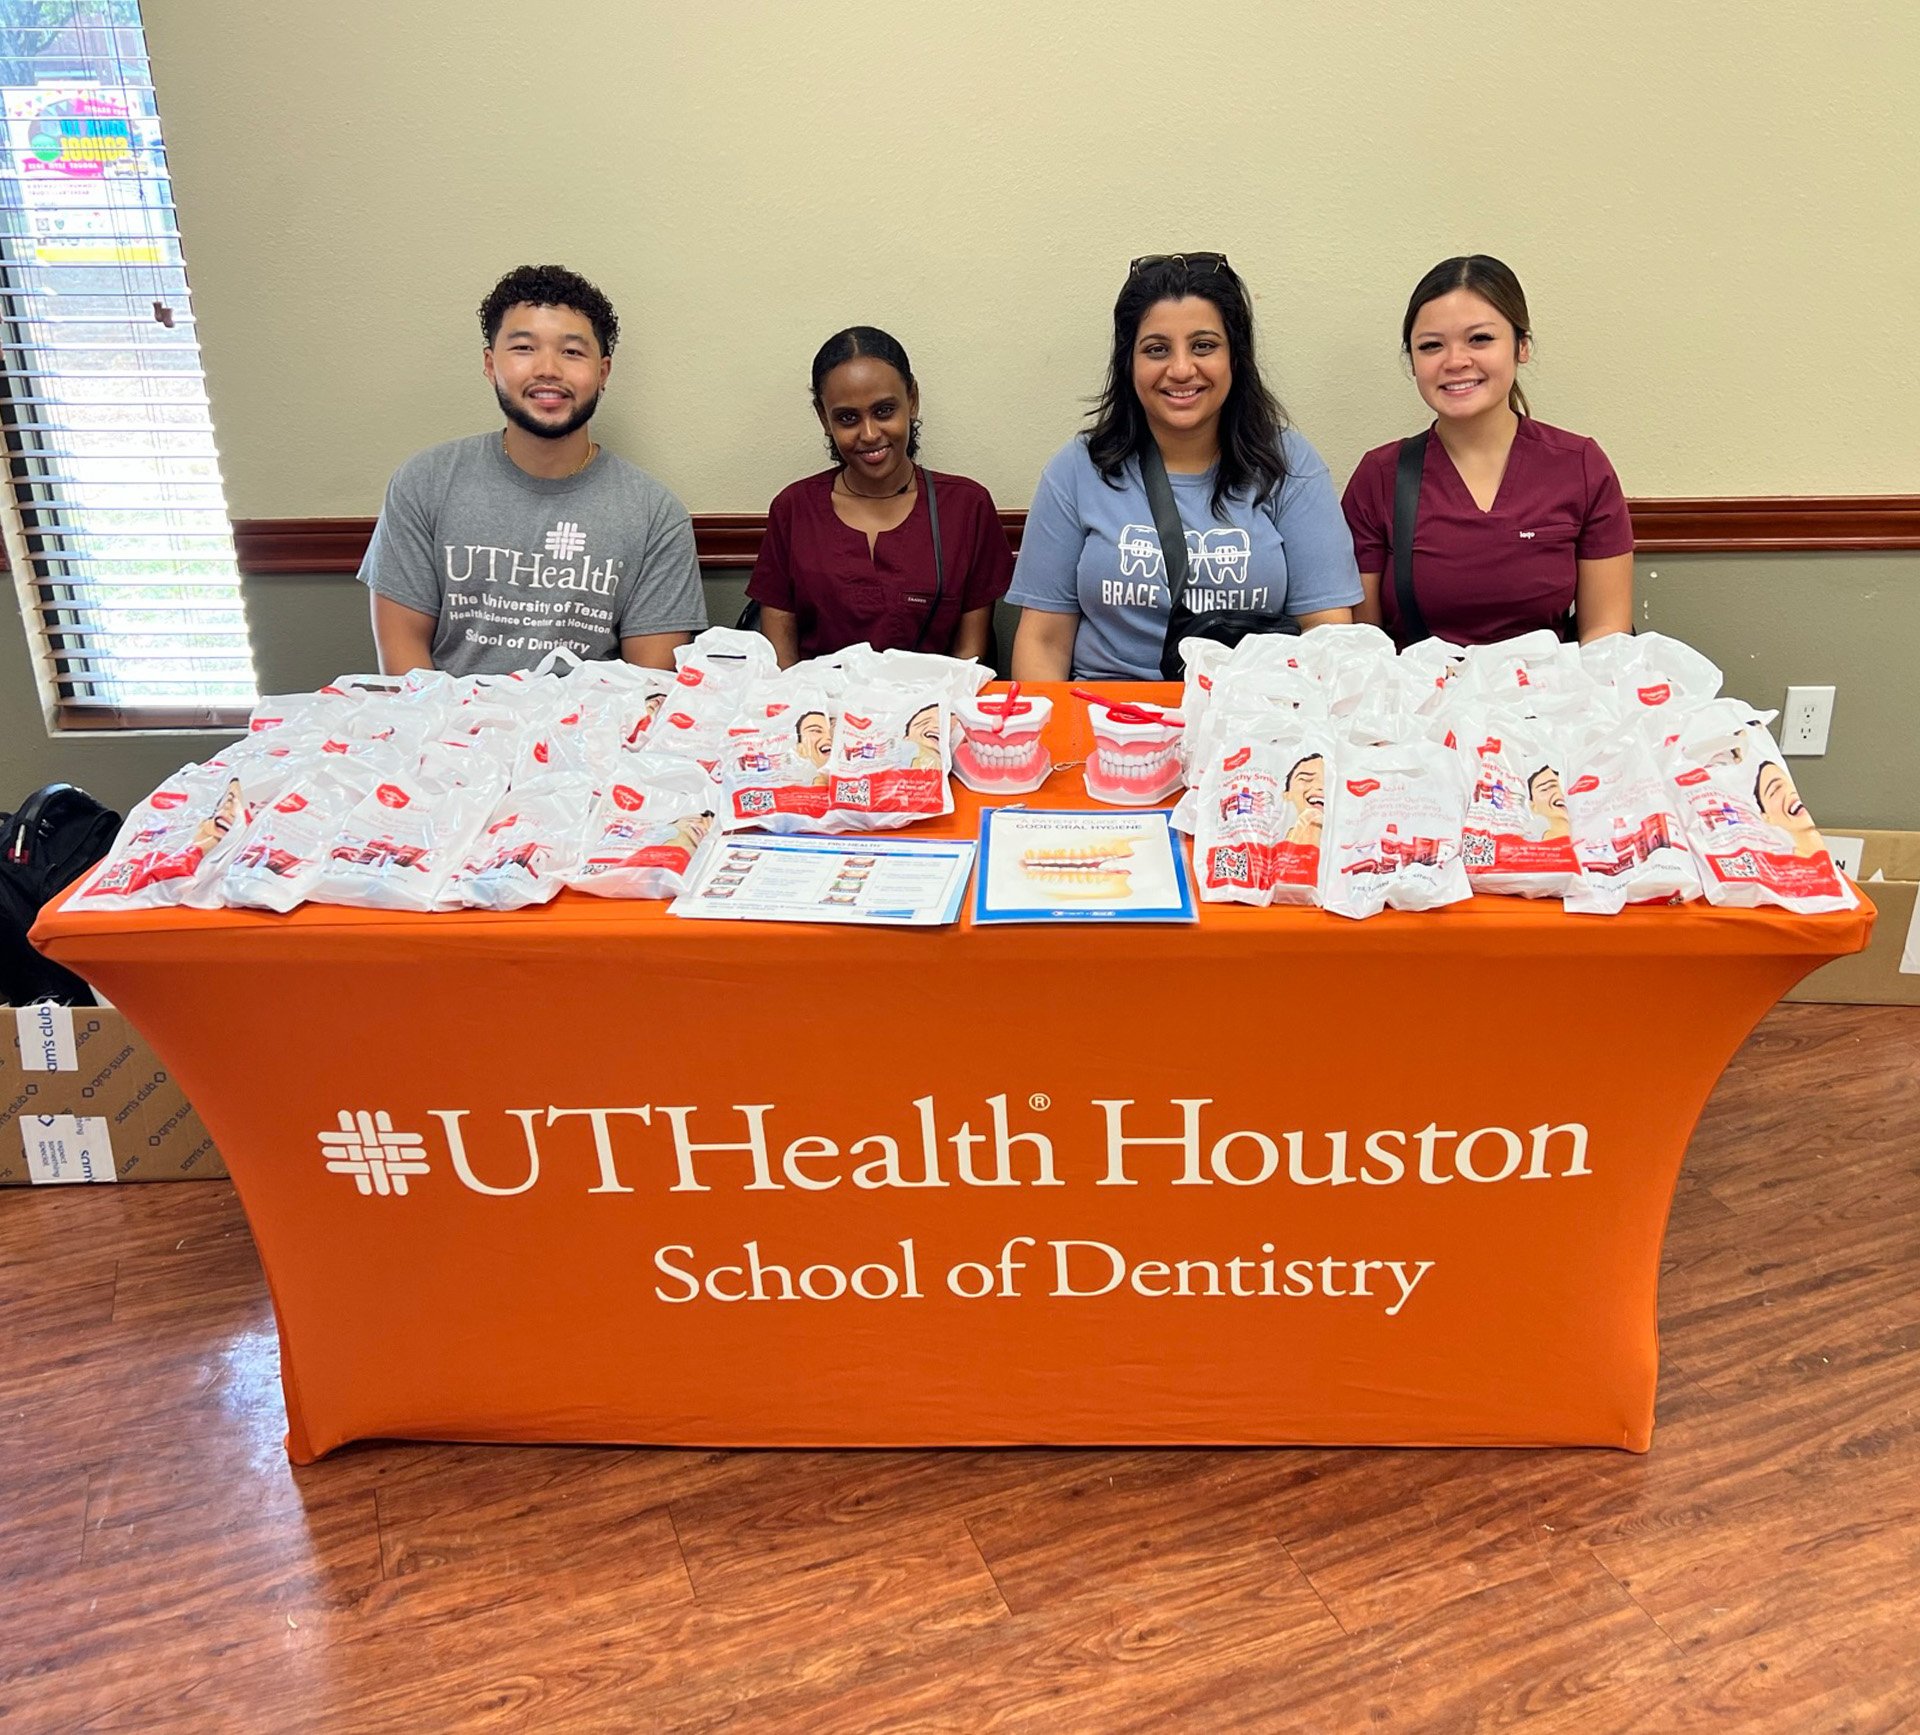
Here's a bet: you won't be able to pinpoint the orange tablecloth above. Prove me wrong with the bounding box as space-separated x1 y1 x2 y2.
33 685 1872 1460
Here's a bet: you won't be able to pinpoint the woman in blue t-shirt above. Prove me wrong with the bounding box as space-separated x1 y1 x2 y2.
1008 253 1360 681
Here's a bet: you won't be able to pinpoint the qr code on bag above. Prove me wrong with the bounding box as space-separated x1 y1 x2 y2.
738 789 774 814
1212 846 1251 885
1463 832 1496 869
839 777 872 808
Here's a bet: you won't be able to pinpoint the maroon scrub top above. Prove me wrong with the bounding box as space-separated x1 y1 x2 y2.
1342 418 1633 646
747 468 1014 660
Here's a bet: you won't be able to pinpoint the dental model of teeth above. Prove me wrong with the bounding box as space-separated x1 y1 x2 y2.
1082 699 1186 806
952 693 1054 794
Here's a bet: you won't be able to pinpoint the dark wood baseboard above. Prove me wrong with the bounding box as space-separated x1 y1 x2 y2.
231 495 1920 576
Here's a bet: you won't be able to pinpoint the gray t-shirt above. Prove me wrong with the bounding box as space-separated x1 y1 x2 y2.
358 432 709 675
1007 432 1362 681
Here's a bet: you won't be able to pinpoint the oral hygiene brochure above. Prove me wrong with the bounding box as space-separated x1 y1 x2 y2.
973 808 1196 925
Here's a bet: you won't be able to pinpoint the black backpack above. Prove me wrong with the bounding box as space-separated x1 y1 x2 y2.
0 783 122 1007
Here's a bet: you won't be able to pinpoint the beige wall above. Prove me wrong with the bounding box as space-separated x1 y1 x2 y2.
5 2 1917 828
144 1 1919 519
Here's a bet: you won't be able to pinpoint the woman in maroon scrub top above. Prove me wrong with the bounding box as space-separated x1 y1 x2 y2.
1342 256 1634 647
747 326 1013 665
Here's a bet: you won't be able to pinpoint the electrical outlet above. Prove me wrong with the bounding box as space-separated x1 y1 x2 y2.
1782 685 1835 756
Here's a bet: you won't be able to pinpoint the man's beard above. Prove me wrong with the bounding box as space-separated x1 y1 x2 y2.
496 383 599 441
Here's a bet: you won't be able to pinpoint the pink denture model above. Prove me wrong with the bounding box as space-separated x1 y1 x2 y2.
952 694 1053 794
1083 698 1185 806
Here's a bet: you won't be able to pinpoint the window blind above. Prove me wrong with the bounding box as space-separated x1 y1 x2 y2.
0 2 255 730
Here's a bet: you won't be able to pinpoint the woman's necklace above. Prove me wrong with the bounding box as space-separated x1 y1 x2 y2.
836 465 915 501
503 430 598 477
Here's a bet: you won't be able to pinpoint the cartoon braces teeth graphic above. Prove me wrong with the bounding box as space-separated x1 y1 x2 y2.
1083 700 1185 806
1116 525 1165 581
1017 838 1138 901
1187 527 1251 589
952 693 1053 793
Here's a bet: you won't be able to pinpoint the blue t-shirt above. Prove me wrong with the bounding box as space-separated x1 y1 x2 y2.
1007 432 1363 680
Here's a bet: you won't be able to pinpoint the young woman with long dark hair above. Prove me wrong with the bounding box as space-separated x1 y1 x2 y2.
1342 254 1634 647
1008 253 1358 681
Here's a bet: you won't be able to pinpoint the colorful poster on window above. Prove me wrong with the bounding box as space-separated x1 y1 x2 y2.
1 84 167 264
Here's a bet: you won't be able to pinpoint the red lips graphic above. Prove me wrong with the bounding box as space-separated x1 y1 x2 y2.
377 784 411 808
275 792 308 813
1637 684 1672 706
151 789 186 809
1224 747 1251 771
1346 778 1382 797
844 714 873 731
1569 774 1600 795
612 785 645 811
1675 768 1709 787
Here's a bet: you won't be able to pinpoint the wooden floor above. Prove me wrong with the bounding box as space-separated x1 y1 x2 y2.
2 1001 1916 1733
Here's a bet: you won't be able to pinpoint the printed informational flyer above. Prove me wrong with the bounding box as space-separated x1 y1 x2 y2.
974 808 1196 924
670 834 975 927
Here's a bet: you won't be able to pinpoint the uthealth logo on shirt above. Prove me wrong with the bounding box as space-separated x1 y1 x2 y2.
443 522 621 595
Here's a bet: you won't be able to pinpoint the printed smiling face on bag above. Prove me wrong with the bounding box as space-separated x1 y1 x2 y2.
1665 702 1854 913
1456 716 1581 899
824 692 955 829
1194 738 1331 907
82 761 286 909
720 698 836 831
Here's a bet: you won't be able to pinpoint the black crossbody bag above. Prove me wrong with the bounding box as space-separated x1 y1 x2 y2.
1147 444 1298 681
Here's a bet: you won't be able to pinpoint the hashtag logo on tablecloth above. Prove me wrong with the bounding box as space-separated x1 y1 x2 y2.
320 1110 430 1196
544 521 587 560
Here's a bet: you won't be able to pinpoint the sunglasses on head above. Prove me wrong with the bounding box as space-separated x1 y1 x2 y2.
1129 251 1231 277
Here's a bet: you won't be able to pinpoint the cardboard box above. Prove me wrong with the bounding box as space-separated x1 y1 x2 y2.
1785 830 1920 1007
1 1003 227 1186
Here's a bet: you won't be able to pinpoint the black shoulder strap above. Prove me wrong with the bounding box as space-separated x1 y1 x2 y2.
1392 431 1430 646
911 467 945 651
1139 443 1192 606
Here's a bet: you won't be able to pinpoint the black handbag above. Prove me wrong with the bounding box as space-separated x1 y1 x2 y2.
1148 443 1297 681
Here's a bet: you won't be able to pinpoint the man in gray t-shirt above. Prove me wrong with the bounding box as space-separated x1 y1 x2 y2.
358 265 708 677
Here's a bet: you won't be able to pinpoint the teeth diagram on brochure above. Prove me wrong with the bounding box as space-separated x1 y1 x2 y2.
974 808 1195 924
